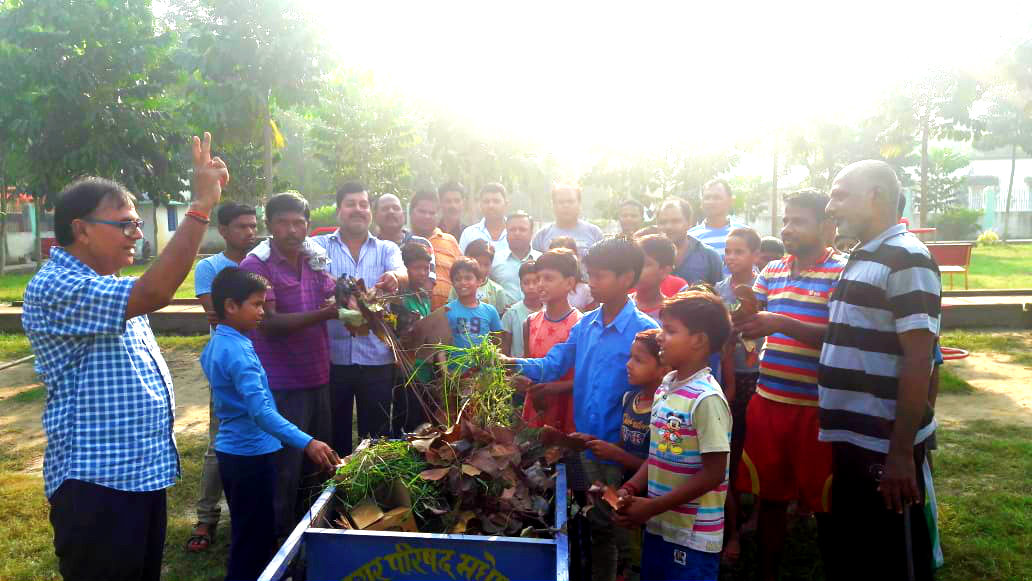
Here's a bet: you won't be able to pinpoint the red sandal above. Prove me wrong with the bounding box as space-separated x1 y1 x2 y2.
186 522 217 553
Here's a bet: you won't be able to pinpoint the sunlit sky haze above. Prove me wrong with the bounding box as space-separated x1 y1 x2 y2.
312 1 1031 169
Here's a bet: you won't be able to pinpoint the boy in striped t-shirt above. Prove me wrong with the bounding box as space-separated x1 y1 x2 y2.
733 190 846 580
615 291 732 581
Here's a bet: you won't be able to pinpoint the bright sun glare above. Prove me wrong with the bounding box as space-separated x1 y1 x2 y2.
314 1 1029 164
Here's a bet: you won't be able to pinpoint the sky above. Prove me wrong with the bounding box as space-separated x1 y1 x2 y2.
313 1 1031 168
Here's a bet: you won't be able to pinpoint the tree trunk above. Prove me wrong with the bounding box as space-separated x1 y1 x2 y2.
771 134 779 236
919 118 929 228
1003 143 1016 241
262 92 274 200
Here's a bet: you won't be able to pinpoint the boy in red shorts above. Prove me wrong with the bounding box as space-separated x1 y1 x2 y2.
733 190 846 581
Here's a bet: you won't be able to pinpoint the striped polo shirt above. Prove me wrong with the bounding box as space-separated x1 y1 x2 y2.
688 218 747 258
817 224 941 453
754 247 847 406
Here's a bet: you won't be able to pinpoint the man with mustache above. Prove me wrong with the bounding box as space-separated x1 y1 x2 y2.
239 192 340 541
733 189 845 581
313 182 409 455
23 133 227 581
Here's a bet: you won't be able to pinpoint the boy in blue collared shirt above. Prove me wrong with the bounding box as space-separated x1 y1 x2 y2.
201 267 340 581
507 237 658 581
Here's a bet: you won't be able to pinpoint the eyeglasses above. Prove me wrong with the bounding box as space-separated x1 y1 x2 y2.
82 218 145 237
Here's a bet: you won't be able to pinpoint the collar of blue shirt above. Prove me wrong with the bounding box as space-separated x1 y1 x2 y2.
585 297 637 335
329 229 380 248
214 323 248 342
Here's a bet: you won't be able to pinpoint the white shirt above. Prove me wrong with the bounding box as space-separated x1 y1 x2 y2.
458 218 509 256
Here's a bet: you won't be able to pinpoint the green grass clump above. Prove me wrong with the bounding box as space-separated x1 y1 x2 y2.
941 330 1032 366
964 244 1032 290
938 369 975 395
330 440 441 520
434 335 517 428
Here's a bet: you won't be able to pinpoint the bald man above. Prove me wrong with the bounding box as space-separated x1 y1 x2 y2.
818 160 941 581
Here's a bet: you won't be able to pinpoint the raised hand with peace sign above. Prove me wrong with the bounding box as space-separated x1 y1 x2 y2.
190 131 230 215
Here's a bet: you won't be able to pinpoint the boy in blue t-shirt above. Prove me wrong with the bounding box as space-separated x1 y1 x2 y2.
446 256 503 349
201 267 340 581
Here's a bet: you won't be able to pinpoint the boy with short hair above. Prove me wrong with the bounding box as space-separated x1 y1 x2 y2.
715 226 762 561
615 291 733 581
446 257 503 350
201 267 339 581
630 234 685 318
757 236 785 270
520 249 582 432
509 237 658 581
500 260 542 358
450 238 514 315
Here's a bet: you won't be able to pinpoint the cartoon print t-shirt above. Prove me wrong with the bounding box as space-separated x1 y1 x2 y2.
647 368 731 553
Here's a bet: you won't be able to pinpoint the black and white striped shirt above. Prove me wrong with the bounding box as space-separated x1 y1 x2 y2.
817 224 941 453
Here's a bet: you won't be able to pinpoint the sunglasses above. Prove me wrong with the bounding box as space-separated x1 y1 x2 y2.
82 218 145 237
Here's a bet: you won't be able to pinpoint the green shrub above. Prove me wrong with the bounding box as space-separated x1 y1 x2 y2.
930 208 982 241
310 204 337 228
976 229 1001 246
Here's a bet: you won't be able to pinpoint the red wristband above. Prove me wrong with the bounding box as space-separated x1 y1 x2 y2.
186 209 210 224
622 482 639 496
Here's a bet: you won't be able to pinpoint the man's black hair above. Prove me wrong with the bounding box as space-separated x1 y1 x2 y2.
54 177 136 246
583 236 645 286
211 267 269 320
897 192 907 218
410 190 439 212
336 181 367 206
438 181 466 197
704 178 733 198
660 290 732 356
759 236 785 256
217 201 257 227
658 198 694 223
506 210 534 227
783 188 830 222
265 192 310 221
478 182 507 199
401 241 432 266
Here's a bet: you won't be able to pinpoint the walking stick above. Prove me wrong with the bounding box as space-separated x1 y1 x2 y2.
903 505 916 581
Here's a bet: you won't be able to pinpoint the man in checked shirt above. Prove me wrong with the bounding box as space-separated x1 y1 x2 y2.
22 133 228 581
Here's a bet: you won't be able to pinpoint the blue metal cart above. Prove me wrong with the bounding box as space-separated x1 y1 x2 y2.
260 465 569 581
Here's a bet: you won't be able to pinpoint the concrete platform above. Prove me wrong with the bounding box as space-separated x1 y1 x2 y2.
941 292 1032 329
0 303 210 334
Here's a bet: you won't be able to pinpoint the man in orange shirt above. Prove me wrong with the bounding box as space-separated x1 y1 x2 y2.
410 190 461 310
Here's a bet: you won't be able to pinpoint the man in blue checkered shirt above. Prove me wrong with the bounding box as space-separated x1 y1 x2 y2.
22 133 229 581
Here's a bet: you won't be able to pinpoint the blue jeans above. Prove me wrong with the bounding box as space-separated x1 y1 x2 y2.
641 531 720 581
